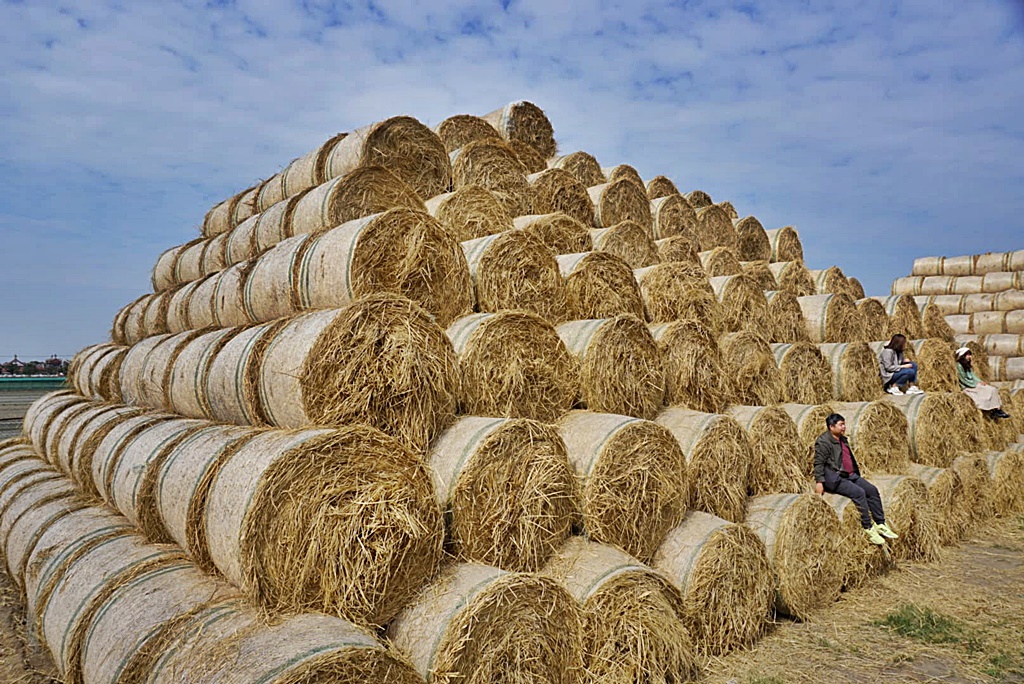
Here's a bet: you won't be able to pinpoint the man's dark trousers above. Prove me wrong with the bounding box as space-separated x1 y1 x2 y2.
824 473 885 529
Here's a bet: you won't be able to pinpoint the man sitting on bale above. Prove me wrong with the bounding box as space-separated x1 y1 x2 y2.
813 413 898 546
955 347 1011 420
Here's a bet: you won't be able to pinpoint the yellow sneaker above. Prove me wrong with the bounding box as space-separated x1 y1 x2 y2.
874 522 898 539
864 526 886 545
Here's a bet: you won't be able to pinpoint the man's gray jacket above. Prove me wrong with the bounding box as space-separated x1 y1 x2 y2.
813 430 861 483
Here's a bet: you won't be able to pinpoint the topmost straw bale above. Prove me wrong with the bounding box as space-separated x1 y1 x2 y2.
483 101 558 159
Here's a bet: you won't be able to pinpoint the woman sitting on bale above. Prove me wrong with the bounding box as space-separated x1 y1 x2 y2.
814 413 898 546
878 334 923 396
955 347 1010 420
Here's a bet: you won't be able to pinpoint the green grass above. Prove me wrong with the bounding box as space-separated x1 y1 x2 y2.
873 604 966 644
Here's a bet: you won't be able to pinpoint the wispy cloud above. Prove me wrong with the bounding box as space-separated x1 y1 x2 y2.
1 0 1023 355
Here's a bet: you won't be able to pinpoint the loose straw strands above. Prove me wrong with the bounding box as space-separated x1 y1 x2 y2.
557 252 645 320
765 290 810 343
426 184 513 242
829 400 911 474
462 231 568 323
953 453 995 525
452 139 532 216
720 331 785 406
819 342 881 401
542 538 700 683
591 220 659 268
588 180 653 231
857 297 890 342
528 169 595 227
745 493 843 619
944 390 990 453
742 259 778 290
985 450 1024 516
872 475 941 562
798 293 862 343
770 342 836 404
447 311 578 422
558 411 687 561
388 563 585 684
429 417 579 572
557 316 665 419
908 337 958 393
847 276 866 300
513 213 592 254
871 295 924 340
922 302 956 342
549 151 605 187
656 408 752 523
764 226 804 263
734 216 771 261
907 463 969 545
769 260 816 297
727 405 808 495
653 511 774 656
656 235 700 267
649 319 730 413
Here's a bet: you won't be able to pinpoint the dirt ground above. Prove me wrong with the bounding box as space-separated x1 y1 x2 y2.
0 517 1021 684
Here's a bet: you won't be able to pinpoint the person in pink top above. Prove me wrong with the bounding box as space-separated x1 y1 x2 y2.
813 413 899 546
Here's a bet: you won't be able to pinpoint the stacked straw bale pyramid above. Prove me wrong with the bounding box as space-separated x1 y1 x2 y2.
3 101 1024 683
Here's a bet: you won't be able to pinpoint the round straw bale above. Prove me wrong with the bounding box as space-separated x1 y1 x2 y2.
885 394 962 467
139 330 206 411
646 175 679 199
68 343 118 399
798 293 861 343
982 397 1013 451
111 295 144 345
75 410 159 498
653 511 773 656
146 289 179 338
700 246 742 277
451 139 531 216
42 401 94 467
649 319 729 413
23 392 85 456
857 298 890 342
871 474 940 562
770 342 835 404
151 244 186 293
656 408 752 522
255 188 305 252
206 425 442 624
727 405 807 495
108 418 207 533
818 342 880 401
913 255 979 277
694 204 738 251
650 193 697 240
734 216 771 261
255 296 460 450
710 273 769 333
200 231 229 276
907 463 968 546
86 348 126 404
212 260 256 328
1 478 83 585
123 294 157 345
542 537 700 683
746 493 842 619
985 450 1024 516
549 151 605 187
872 295 924 339
173 238 210 286
89 412 174 504
426 183 513 241
153 424 260 567
447 311 577 422
52 403 113 476
847 276 866 300
909 337 957 392
945 390 990 453
765 226 804 263
513 212 592 254
231 185 260 228
780 403 835 475
389 562 584 684
242 234 306 324
922 302 956 343
946 314 973 334
224 213 259 266
829 400 911 474
557 316 665 419
635 261 718 326
808 266 853 298
293 208 473 327
765 290 809 343
601 164 644 189
0 464 64 537
39 531 184 684
166 327 241 420
717 201 738 219
118 333 171 408
720 331 785 406
974 311 1024 335
953 453 995 525
462 230 568 323
509 140 548 174
557 252 645 320
435 113 500 152
656 234 699 266
80 561 236 684
64 405 143 488
483 100 557 159
279 133 347 201
429 417 578 572
558 411 687 561
203 321 279 426
591 220 659 268
588 180 653 231
685 190 712 208
528 168 594 226
769 260 816 297
323 115 451 199
145 598 423 684
291 165 426 238
823 494 895 590
184 273 220 330
164 281 199 334
742 259 778 290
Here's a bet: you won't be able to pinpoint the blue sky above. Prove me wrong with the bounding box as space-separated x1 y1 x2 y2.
2 0 1022 359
